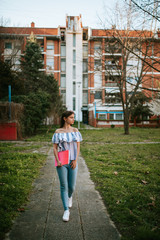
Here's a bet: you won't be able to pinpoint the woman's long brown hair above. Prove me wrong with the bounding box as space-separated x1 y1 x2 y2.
60 110 74 128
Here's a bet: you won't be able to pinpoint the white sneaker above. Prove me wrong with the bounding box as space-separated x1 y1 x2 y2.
62 210 70 222
68 196 72 208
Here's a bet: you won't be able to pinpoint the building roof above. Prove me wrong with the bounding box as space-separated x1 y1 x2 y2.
91 29 154 38
0 27 58 36
0 25 158 40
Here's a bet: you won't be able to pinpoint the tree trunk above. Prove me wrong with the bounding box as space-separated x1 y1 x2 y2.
124 109 130 135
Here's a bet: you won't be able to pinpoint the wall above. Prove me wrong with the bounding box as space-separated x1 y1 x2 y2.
0 122 17 140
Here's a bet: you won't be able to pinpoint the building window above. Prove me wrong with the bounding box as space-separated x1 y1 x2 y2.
46 58 54 70
61 45 66 57
83 30 88 40
105 41 121 53
105 75 120 86
61 74 66 88
73 65 76 79
73 50 76 63
14 43 21 51
94 43 101 52
94 42 101 57
61 31 65 41
95 91 102 99
83 90 88 104
109 113 114 120
47 41 54 50
105 93 121 104
98 114 106 120
61 59 66 72
73 34 76 47
116 113 123 120
83 60 88 72
94 59 101 71
73 81 76 95
73 97 76 111
142 115 149 121
83 74 88 88
5 42 12 49
60 90 66 104
94 74 102 88
105 58 121 70
83 45 88 58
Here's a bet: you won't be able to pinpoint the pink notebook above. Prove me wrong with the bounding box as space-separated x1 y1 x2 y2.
55 150 69 166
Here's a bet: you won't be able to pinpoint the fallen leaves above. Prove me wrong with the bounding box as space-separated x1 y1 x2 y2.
148 196 156 207
17 208 25 212
141 180 148 185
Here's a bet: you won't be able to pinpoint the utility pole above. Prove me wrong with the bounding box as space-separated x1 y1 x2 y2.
77 82 81 129
8 85 11 120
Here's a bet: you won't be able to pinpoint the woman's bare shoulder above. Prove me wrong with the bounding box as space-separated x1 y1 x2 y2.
55 127 78 133
72 127 79 132
55 128 63 133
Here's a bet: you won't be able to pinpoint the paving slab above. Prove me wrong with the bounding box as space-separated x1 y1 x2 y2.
5 147 121 240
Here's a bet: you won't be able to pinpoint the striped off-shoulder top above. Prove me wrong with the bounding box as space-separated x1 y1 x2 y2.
52 129 83 162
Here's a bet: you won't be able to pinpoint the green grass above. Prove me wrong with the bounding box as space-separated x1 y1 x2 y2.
80 141 160 240
29 125 160 239
26 124 160 143
80 127 160 143
1 125 159 240
0 142 42 153
27 125 160 239
0 142 47 239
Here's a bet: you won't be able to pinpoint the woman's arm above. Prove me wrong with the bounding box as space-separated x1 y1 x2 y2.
70 142 80 169
76 142 80 161
53 143 62 167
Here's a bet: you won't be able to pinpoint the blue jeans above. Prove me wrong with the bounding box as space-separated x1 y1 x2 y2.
56 161 78 210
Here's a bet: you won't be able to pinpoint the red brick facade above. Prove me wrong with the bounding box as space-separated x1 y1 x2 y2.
0 19 160 128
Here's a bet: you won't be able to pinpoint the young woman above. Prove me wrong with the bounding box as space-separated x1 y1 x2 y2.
52 110 82 222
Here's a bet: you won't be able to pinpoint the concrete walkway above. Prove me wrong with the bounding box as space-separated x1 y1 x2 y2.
5 148 121 240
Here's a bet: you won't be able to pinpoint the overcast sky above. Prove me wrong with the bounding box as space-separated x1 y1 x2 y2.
0 0 118 28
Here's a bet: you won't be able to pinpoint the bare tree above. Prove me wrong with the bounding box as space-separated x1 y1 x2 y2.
95 0 160 134
129 0 160 26
0 19 25 71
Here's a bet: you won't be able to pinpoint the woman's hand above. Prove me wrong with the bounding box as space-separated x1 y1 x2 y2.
57 160 62 167
70 160 77 169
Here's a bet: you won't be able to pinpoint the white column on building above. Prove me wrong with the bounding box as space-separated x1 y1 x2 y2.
66 32 73 110
66 15 83 121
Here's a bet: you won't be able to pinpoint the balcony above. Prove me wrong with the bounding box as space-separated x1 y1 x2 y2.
105 82 118 87
104 46 122 56
105 97 121 104
105 65 121 70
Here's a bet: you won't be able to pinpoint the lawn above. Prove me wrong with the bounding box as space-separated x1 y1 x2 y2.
27 124 160 239
0 142 49 239
26 124 160 143
80 128 160 240
0 125 160 240
80 127 160 143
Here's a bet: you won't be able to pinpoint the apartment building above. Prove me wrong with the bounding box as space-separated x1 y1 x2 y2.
0 15 160 127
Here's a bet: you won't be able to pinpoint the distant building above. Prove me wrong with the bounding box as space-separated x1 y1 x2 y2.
0 15 160 127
